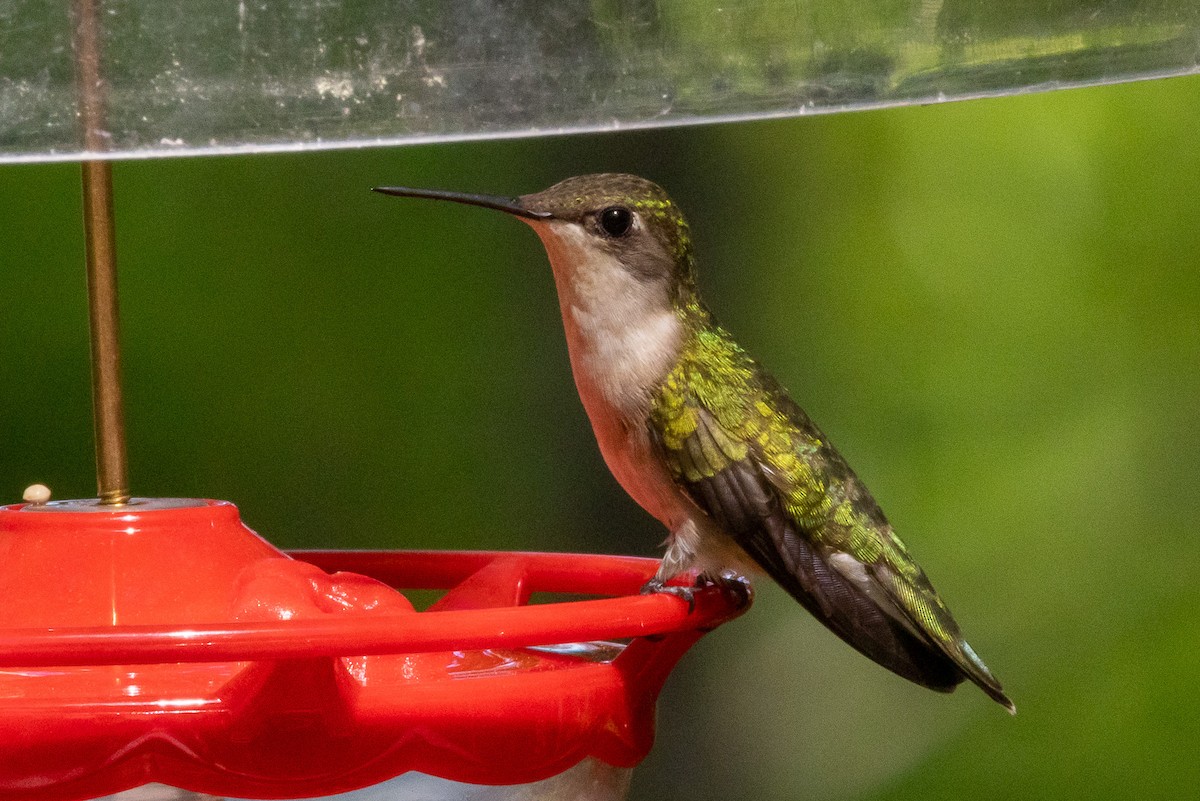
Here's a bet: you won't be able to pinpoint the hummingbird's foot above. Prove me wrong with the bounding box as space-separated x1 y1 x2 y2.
639 577 697 613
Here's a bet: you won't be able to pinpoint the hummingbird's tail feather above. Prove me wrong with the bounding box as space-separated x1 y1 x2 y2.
739 515 967 693
952 640 1016 713
750 498 1015 710
677 430 969 692
871 559 1015 712
657 401 1014 707
763 529 1014 713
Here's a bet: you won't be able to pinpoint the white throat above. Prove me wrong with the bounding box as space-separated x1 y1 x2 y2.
530 221 683 419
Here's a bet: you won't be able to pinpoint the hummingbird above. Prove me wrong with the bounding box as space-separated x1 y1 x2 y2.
374 174 1014 712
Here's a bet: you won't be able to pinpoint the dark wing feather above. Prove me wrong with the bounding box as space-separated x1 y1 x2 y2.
657 406 965 692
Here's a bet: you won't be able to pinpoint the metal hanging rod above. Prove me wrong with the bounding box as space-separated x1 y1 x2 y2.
73 0 130 505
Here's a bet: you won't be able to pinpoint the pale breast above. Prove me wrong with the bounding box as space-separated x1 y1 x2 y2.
529 220 691 528
574 376 692 530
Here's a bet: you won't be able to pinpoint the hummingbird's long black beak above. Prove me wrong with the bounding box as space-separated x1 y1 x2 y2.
371 186 552 220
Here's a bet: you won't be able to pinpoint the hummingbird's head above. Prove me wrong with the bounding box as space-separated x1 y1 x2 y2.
515 173 696 287
374 174 704 412
373 173 698 302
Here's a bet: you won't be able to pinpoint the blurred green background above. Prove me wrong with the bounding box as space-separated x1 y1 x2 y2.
2 75 1199 799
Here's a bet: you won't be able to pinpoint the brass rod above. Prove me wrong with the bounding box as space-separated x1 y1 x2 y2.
73 0 130 505
81 161 129 505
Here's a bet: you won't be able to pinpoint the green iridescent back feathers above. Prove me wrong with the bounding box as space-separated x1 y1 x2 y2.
642 201 1011 708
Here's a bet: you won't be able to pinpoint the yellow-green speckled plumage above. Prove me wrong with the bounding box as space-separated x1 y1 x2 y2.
650 298 1010 708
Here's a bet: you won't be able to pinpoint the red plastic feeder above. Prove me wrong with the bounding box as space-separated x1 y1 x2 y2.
0 498 749 800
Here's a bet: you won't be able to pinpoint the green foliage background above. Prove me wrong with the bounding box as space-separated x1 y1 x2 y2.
1 75 1198 799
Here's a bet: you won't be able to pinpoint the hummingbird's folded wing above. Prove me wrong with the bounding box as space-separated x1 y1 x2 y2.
650 382 1012 709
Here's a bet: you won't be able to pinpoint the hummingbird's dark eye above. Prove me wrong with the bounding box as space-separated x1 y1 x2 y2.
598 206 633 237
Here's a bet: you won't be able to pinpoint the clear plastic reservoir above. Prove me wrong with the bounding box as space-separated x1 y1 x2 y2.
100 759 631 801
1 0 1197 162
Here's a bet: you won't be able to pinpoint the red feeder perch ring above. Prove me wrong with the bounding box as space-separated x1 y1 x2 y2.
0 498 750 801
